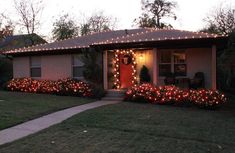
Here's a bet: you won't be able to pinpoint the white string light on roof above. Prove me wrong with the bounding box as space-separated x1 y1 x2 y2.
3 28 227 55
3 29 112 54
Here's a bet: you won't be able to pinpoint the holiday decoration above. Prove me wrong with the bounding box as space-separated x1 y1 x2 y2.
113 49 137 89
7 78 93 97
125 83 227 109
4 28 226 55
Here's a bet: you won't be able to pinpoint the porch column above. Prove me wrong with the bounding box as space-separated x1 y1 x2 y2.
212 45 217 90
103 50 108 90
153 48 158 85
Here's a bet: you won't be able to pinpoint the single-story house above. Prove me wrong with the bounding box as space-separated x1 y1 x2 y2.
3 28 228 90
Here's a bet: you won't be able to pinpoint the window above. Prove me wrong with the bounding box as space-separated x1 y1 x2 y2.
159 50 172 76
72 55 84 78
159 50 186 76
173 51 187 76
30 56 41 77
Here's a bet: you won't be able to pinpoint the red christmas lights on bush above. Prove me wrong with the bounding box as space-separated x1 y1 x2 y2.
125 83 227 109
7 78 93 97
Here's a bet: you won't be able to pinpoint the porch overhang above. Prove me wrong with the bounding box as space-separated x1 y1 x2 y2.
92 37 228 51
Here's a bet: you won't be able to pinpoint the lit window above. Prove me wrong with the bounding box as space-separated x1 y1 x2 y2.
159 50 186 76
30 56 41 77
72 55 84 79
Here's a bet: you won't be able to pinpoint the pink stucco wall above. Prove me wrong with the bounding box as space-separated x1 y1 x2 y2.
187 48 212 88
13 57 30 78
13 55 73 80
41 55 72 80
13 48 214 89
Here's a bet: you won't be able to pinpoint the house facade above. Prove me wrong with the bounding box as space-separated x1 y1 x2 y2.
3 29 227 90
0 33 47 86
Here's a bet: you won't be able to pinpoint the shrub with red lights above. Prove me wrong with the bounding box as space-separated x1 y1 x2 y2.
125 83 227 109
189 89 226 108
7 78 93 98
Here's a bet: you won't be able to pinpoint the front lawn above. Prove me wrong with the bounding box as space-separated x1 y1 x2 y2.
0 91 94 130
0 94 234 153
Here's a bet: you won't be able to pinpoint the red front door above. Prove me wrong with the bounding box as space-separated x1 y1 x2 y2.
119 54 133 89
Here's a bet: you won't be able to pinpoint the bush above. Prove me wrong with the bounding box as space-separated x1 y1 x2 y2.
90 84 106 99
125 83 227 109
0 56 13 89
189 89 226 109
6 78 102 98
139 65 151 83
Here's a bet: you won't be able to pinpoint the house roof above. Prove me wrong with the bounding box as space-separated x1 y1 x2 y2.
93 29 222 45
2 28 227 55
0 33 47 53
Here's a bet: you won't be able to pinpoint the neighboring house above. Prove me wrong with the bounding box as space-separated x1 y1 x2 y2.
2 28 227 90
0 33 47 52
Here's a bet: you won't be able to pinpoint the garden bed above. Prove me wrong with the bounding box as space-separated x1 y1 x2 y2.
125 84 227 109
6 78 105 99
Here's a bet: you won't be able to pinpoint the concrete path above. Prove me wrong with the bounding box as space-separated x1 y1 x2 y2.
0 100 120 146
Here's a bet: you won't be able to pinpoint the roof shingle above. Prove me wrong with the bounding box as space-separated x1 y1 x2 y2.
3 28 227 55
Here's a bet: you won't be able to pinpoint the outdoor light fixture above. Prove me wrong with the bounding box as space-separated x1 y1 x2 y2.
139 51 144 61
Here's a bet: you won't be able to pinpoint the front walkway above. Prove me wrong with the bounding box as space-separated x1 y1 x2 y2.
0 100 120 146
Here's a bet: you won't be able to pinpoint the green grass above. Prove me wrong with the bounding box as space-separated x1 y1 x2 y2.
0 94 235 153
0 91 94 130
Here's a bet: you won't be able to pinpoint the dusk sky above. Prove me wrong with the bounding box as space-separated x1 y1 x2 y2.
1 0 234 40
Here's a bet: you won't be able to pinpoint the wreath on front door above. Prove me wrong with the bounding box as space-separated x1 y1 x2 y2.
113 50 137 89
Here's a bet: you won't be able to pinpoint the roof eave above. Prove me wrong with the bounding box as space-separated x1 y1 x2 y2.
3 47 89 57
91 37 228 50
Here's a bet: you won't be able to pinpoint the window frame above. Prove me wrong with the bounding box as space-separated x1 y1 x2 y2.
72 54 84 80
158 50 187 77
30 56 41 78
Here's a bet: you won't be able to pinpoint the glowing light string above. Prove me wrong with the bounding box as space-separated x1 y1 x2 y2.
113 49 137 89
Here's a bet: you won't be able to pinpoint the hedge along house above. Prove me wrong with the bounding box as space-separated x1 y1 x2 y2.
3 28 227 90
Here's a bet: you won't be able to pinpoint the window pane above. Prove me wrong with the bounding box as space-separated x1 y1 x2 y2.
160 50 171 63
174 64 186 76
159 64 171 76
174 51 186 63
73 66 84 78
73 55 84 66
31 68 41 77
31 56 41 67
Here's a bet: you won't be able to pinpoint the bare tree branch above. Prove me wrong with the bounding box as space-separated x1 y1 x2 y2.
80 11 117 36
203 5 235 35
14 0 44 34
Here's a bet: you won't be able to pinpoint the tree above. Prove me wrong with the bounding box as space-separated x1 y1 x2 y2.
14 0 44 34
80 12 117 36
200 24 220 35
134 0 177 28
52 14 79 40
201 5 235 90
217 31 235 90
0 13 14 40
80 48 102 84
0 55 12 88
202 6 235 35
80 23 91 36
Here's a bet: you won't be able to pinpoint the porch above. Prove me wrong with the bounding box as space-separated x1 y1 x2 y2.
102 46 217 90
